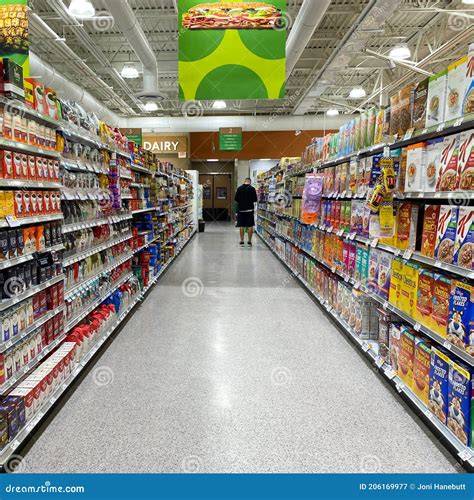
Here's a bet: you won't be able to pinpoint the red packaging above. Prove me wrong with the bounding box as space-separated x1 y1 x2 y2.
1 150 13 178
57 282 64 304
30 192 38 216
54 193 61 213
33 294 41 319
44 319 53 344
12 152 21 179
14 191 24 217
20 154 28 179
36 192 44 214
39 290 47 315
22 191 31 217
36 157 43 180
52 314 60 339
28 155 36 180
40 324 48 347
47 160 54 181
42 158 48 180
53 160 60 181
43 192 50 214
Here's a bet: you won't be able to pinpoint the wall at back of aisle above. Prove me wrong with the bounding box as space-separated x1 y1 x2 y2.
190 130 334 161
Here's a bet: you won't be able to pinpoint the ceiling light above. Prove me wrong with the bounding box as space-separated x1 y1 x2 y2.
389 43 411 60
212 100 227 110
121 64 139 79
349 87 366 99
326 109 340 116
462 0 474 4
207 159 219 162
67 0 95 19
260 159 272 161
144 101 158 112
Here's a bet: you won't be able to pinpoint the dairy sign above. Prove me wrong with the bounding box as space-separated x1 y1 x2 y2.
142 135 187 155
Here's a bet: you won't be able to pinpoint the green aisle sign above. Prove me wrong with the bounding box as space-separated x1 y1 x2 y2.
178 0 286 101
219 128 242 151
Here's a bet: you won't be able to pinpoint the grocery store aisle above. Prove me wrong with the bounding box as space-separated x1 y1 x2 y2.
23 223 461 473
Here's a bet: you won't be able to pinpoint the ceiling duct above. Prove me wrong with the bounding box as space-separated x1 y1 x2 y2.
293 0 402 115
101 0 165 101
285 0 331 79
30 52 121 126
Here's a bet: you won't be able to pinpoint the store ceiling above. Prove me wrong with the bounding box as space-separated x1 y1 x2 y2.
30 0 473 118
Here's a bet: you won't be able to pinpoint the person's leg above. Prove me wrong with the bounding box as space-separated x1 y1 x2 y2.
248 227 253 243
239 227 244 243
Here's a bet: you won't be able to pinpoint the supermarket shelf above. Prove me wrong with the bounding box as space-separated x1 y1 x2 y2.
121 194 133 200
63 232 133 266
120 173 133 180
130 164 151 174
170 203 192 211
64 272 134 334
0 274 64 313
0 231 196 469
0 138 60 159
0 179 62 189
402 191 474 201
132 237 159 255
59 121 108 150
0 213 63 229
130 183 146 188
131 207 156 215
61 158 108 175
256 214 276 224
0 97 59 128
265 225 474 367
0 243 65 271
62 214 132 234
0 305 65 354
65 252 133 299
258 231 474 470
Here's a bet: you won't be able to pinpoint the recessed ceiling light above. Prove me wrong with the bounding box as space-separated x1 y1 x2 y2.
144 101 158 112
212 100 227 109
462 0 474 4
349 86 366 99
326 109 340 116
121 64 139 79
68 0 95 18
260 159 272 161
389 43 411 60
207 159 219 162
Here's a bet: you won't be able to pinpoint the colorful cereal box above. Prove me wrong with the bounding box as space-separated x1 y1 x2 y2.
400 261 419 318
434 205 459 264
445 56 468 122
415 270 435 330
398 327 416 388
454 207 474 270
389 257 403 309
389 322 402 373
368 249 379 293
359 246 369 285
420 205 440 258
377 253 392 301
432 274 452 338
458 131 474 191
413 340 432 405
423 138 444 192
447 280 474 354
428 347 451 424
448 360 472 446
463 43 474 116
426 69 447 128
396 202 419 250
437 135 460 192
405 143 426 192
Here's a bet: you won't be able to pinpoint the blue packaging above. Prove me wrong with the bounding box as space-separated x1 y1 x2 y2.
428 347 451 424
447 280 474 353
448 360 472 446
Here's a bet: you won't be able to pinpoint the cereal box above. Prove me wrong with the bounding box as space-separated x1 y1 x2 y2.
359 246 369 285
434 205 459 264
463 43 474 115
426 69 447 127
447 280 474 354
413 340 431 405
400 261 419 318
398 327 416 388
454 207 473 270
378 309 398 364
437 135 460 192
368 248 379 293
389 257 403 309
389 322 402 373
424 138 444 192
415 270 435 330
396 202 419 250
428 347 451 424
420 205 440 258
448 360 472 446
458 131 474 191
432 274 452 338
411 78 429 131
445 56 468 122
405 143 426 192
377 253 392 301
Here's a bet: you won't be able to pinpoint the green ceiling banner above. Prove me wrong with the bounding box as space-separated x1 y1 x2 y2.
0 0 29 76
178 0 286 101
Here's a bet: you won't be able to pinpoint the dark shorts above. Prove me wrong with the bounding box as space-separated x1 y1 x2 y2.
237 211 255 228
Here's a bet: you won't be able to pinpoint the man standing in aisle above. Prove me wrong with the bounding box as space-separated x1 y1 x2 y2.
235 178 258 246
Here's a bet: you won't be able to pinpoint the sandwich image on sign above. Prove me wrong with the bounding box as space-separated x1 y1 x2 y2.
182 2 282 29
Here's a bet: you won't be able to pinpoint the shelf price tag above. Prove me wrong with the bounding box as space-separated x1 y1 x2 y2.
375 357 385 368
443 340 452 351
437 123 445 133
331 266 336 274
370 238 378 248
384 367 396 380
353 281 360 290
349 232 356 241
361 342 370 353
394 248 401 257
454 117 464 128
403 128 414 140
458 449 473 462
6 215 20 228
395 381 405 393
383 301 389 310
434 192 441 199
344 274 350 283
414 322 421 332
421 128 428 135
403 249 413 260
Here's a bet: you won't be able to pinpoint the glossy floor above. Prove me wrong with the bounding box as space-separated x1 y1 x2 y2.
23 223 461 472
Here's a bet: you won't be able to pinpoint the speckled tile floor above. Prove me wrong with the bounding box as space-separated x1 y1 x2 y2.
22 223 462 473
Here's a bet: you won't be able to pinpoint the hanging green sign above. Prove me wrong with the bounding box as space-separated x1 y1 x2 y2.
178 0 286 101
0 0 29 76
219 127 242 151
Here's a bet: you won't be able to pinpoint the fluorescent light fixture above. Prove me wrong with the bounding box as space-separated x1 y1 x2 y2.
207 159 219 162
349 86 366 99
389 43 411 60
68 0 95 18
326 109 340 116
121 64 139 79
144 101 158 112
260 159 272 161
462 0 474 4
212 100 227 110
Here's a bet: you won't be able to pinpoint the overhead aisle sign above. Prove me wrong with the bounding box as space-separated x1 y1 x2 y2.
219 127 242 150
178 0 286 101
